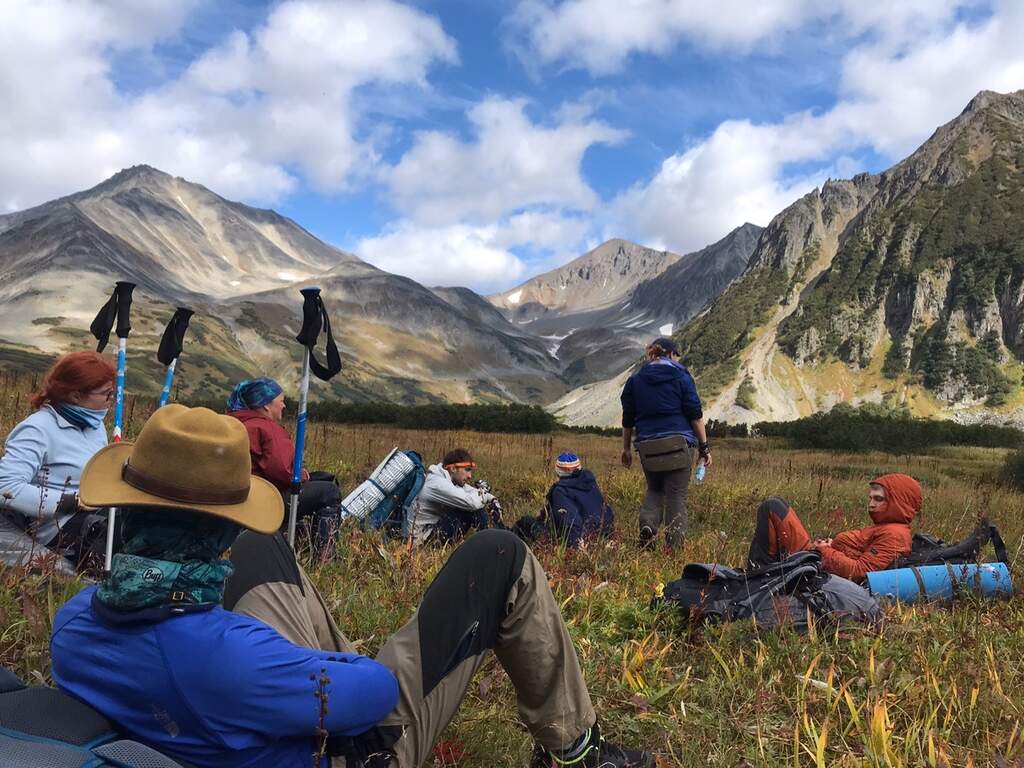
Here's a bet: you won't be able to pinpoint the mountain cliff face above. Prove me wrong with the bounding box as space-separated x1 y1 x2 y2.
490 239 680 321
677 89 1024 424
487 226 760 388
0 166 561 404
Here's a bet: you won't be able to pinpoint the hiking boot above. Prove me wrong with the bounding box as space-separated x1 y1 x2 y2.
638 525 656 551
529 723 655 768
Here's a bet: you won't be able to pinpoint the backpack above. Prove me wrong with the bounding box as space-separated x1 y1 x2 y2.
654 550 880 631
341 449 426 536
892 517 1009 569
0 666 187 767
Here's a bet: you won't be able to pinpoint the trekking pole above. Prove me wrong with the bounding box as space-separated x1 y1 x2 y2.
90 281 136 572
157 308 194 407
287 287 341 547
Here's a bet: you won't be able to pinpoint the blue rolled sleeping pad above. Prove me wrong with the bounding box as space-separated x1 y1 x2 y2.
865 562 1013 603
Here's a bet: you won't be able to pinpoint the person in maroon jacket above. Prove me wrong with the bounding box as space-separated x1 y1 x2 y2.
226 378 342 548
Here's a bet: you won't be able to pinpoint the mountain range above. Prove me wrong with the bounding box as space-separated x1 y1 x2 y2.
554 89 1024 427
0 165 753 406
4 88 1021 427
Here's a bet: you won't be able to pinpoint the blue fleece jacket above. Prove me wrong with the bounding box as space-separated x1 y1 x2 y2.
51 587 399 768
547 469 613 548
620 359 702 444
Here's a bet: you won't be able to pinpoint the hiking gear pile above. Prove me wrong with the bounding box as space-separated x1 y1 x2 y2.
655 550 880 630
342 448 426 535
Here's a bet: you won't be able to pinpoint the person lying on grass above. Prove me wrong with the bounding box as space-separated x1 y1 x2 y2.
514 452 614 548
747 473 921 582
406 447 504 546
50 405 653 768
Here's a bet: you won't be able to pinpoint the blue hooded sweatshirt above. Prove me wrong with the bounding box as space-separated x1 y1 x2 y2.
547 469 614 548
620 359 702 444
51 587 399 768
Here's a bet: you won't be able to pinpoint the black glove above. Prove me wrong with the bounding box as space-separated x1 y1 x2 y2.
698 442 711 460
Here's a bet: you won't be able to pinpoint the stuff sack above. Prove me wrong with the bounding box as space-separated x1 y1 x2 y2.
655 550 880 631
635 435 691 473
892 517 1008 569
341 449 425 536
0 666 186 767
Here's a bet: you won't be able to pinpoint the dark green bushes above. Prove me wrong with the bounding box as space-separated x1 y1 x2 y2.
757 403 1022 453
307 401 558 433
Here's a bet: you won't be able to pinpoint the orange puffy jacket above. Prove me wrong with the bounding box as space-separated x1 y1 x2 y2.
816 473 921 582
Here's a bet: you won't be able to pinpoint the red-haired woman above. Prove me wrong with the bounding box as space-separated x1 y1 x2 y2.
0 351 114 567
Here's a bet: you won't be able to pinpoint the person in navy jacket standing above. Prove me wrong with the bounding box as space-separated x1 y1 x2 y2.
620 337 711 551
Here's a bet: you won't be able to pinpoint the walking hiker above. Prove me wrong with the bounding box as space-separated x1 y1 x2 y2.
0 351 114 569
406 448 503 546
514 452 614 548
747 473 922 582
49 405 654 768
226 377 342 545
620 337 711 550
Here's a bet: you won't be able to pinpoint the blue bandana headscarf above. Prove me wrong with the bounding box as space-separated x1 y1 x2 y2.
227 377 283 412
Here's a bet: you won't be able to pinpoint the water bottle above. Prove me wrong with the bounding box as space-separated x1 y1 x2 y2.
694 463 706 484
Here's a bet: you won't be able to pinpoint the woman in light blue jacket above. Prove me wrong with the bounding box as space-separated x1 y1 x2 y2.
0 351 114 568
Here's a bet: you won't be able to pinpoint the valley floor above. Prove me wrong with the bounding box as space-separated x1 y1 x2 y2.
3 414 1023 767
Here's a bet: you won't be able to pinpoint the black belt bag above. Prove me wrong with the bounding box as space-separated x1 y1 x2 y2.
636 436 692 473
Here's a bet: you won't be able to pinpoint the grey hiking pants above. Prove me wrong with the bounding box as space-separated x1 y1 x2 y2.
640 446 692 546
223 529 595 767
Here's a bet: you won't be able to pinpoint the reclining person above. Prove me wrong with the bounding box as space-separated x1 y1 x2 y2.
49 405 653 768
406 448 500 546
747 473 921 582
515 452 614 548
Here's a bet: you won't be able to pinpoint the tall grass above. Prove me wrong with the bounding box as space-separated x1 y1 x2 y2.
1 372 1022 766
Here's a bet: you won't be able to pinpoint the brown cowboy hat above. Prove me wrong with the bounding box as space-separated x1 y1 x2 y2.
80 404 283 533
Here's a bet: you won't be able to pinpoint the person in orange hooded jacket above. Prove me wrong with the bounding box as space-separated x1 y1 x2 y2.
746 473 921 582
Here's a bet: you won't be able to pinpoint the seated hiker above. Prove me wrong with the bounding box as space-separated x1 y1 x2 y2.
515 452 614 548
0 351 114 571
747 473 921 582
226 377 341 545
406 448 502 546
50 405 653 768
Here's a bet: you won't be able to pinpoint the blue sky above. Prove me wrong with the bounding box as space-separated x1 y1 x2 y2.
2 1 1022 293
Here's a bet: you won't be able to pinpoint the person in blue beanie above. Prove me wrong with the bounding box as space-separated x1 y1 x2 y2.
620 337 711 551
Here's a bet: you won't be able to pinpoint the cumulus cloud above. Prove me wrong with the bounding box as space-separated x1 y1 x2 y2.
387 98 626 224
356 222 528 293
508 0 968 76
0 0 456 211
610 1 1024 253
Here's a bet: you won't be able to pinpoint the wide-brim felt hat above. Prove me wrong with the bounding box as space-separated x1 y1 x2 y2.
80 404 283 533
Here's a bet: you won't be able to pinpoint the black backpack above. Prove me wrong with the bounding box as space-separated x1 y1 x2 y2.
0 666 188 767
654 550 880 630
893 517 1009 569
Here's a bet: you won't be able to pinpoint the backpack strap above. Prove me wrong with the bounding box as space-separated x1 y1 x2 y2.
990 524 1009 566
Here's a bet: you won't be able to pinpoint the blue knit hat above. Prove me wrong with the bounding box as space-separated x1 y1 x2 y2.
227 377 283 412
555 452 582 477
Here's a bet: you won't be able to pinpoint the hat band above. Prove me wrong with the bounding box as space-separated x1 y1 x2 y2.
122 460 250 505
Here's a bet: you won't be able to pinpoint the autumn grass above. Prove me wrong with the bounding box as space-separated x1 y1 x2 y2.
1 374 1023 767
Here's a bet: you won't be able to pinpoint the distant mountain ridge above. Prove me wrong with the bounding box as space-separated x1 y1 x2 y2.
0 165 562 404
553 89 1024 429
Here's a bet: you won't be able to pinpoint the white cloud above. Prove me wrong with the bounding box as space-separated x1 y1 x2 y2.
386 98 626 224
356 222 528 293
610 1 1024 253
508 0 969 76
0 0 456 211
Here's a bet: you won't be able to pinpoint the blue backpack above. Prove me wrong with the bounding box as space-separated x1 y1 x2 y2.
343 449 426 536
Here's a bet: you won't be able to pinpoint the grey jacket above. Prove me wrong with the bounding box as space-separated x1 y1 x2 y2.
406 463 491 545
0 405 107 553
